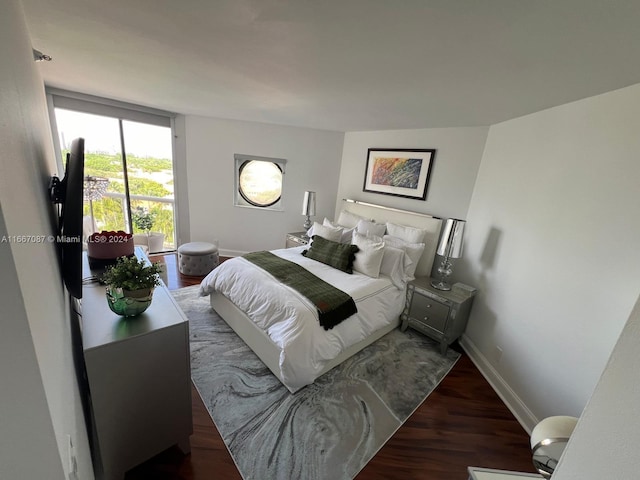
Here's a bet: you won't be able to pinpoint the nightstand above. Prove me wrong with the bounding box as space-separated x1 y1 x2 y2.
400 277 477 354
286 231 309 248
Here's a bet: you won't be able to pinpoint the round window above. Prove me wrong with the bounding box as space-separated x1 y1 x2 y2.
238 160 283 207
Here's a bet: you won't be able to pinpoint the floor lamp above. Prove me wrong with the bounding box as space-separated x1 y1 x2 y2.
84 176 109 233
431 218 466 291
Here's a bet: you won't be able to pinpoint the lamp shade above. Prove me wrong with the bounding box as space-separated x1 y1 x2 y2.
436 218 465 259
302 191 316 216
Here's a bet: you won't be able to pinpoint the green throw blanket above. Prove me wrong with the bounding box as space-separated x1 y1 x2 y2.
243 251 357 330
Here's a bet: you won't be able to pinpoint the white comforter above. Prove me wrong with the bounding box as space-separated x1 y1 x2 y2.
199 246 405 391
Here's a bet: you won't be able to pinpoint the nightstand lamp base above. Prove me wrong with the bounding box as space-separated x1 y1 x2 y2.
432 257 454 291
432 218 465 292
431 279 452 291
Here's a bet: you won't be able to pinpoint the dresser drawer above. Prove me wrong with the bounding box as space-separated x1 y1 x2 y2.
408 293 450 333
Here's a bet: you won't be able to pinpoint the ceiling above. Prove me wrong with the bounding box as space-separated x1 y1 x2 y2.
22 0 640 132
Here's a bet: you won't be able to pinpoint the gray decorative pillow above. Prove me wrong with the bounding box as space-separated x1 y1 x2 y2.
302 235 359 273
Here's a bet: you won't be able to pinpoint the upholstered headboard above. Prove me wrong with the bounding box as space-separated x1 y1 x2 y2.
340 199 442 277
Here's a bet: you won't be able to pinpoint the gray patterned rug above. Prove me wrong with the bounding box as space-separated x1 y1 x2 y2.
173 285 460 480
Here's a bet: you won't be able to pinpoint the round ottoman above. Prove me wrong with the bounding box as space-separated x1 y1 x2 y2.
178 241 219 276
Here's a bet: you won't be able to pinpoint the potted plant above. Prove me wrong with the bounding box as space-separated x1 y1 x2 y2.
132 207 165 253
102 255 163 317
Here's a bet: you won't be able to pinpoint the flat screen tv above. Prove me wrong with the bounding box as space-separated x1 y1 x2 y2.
51 137 85 299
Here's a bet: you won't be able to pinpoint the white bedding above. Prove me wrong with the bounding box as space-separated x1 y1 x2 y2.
199 246 405 391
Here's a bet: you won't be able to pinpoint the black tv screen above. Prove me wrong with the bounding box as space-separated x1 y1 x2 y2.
59 137 85 299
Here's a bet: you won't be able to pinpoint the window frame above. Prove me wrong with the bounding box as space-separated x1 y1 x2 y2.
233 154 287 211
46 88 179 251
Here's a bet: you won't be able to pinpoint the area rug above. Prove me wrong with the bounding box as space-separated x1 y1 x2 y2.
173 285 460 480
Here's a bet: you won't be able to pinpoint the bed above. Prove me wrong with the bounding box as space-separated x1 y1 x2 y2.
199 199 443 392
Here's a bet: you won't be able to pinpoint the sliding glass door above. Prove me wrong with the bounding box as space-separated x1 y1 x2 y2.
53 105 176 252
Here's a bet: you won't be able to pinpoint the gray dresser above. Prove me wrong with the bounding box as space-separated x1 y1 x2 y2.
81 250 192 479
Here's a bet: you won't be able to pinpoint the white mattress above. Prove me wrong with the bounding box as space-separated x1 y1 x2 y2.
199 246 405 391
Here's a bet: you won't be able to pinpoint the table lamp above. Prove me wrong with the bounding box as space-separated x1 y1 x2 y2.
302 191 316 231
431 218 466 291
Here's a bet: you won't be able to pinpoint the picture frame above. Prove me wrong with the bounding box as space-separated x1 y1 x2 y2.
363 148 435 200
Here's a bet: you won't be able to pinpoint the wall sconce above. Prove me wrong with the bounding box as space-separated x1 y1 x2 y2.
33 49 52 62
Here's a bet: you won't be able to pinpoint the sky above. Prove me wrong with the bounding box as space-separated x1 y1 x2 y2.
56 109 173 159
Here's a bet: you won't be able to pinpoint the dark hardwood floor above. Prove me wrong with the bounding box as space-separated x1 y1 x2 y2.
126 253 537 480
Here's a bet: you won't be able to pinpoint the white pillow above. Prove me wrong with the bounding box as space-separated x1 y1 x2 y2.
311 221 343 243
386 222 428 244
382 235 425 280
324 218 356 244
306 217 329 238
351 231 385 278
356 219 386 238
306 223 316 238
337 210 369 229
307 218 341 240
379 245 412 289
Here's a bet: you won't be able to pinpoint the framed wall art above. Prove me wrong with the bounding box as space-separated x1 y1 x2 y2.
363 148 436 200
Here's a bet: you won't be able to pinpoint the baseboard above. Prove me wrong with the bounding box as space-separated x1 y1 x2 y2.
218 249 243 258
459 334 538 434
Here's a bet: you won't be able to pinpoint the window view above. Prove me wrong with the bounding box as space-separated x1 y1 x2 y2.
238 160 283 207
55 108 176 251
234 154 286 210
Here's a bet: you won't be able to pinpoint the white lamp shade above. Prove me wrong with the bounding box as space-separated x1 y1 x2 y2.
302 191 316 216
436 218 465 259
531 416 578 478
531 416 578 450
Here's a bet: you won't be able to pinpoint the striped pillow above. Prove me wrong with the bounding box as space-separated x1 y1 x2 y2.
302 235 359 273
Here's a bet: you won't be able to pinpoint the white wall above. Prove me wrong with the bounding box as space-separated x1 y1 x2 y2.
336 127 488 280
459 83 640 431
554 293 640 480
336 127 489 220
553 297 640 480
184 115 345 255
0 1 93 478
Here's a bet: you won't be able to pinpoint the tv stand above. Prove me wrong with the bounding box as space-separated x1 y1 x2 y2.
81 249 192 479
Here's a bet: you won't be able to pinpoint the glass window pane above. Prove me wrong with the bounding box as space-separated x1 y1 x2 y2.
54 107 177 252
123 121 175 250
55 109 127 233
239 160 283 207
130 200 175 252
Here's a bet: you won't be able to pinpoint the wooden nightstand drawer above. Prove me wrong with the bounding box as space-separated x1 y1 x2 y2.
408 294 450 333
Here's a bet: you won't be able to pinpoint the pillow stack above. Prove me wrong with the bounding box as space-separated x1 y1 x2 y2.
302 211 428 286
382 222 427 280
351 231 385 278
355 219 386 237
308 221 343 243
306 210 371 244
